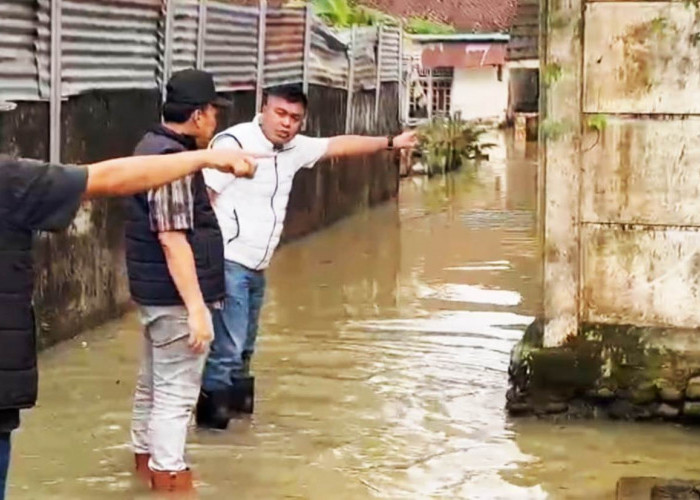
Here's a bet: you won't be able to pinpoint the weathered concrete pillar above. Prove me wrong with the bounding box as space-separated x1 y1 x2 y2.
508 0 700 422
540 0 583 347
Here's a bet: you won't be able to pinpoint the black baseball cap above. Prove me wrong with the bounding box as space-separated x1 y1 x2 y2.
166 69 232 108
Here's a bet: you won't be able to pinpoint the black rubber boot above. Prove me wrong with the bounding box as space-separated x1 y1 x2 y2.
229 376 255 415
195 390 230 430
242 352 252 377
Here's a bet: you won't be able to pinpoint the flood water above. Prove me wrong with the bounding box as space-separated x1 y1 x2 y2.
10 134 700 499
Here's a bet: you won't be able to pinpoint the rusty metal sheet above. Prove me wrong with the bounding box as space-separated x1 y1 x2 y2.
584 3 700 114
582 225 700 328
308 19 347 89
582 117 700 226
336 26 377 90
264 6 304 88
204 2 258 91
350 26 377 91
421 42 506 69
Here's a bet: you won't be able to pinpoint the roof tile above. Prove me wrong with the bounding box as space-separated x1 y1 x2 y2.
361 0 518 32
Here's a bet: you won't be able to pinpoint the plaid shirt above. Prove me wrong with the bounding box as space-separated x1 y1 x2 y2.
147 175 194 233
145 171 223 309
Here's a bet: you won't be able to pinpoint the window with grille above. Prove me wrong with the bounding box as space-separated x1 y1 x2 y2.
432 78 452 117
408 65 453 119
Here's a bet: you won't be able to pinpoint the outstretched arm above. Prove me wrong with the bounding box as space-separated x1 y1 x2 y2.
323 130 418 160
84 149 258 199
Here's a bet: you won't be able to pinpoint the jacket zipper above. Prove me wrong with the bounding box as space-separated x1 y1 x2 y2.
226 209 240 245
255 154 279 269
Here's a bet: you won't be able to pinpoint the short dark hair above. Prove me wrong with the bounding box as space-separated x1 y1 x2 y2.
263 84 308 109
162 101 207 124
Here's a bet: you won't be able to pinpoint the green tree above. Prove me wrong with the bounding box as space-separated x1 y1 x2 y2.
286 0 388 27
405 17 456 35
286 0 456 34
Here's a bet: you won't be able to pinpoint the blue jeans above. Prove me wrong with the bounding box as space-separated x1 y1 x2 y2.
0 432 10 499
202 261 266 392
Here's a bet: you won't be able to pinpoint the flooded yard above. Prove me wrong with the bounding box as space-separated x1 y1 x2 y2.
10 135 700 499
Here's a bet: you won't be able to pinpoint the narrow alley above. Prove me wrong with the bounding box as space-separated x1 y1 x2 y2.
12 136 700 499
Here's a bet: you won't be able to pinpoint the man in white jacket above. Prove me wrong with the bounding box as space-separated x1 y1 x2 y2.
197 84 417 428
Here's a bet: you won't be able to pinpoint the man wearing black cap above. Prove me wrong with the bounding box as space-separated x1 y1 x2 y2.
0 98 257 498
125 69 249 492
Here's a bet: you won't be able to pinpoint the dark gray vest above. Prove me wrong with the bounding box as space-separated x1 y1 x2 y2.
124 126 225 305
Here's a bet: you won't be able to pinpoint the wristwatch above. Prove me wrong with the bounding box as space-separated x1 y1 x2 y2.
387 135 394 150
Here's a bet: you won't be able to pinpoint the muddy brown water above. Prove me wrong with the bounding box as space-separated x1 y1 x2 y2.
10 134 700 499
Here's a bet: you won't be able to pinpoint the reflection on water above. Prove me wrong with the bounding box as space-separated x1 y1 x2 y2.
418 283 523 306
446 262 512 272
11 133 700 499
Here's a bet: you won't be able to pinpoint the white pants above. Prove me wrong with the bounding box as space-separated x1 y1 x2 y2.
131 306 207 472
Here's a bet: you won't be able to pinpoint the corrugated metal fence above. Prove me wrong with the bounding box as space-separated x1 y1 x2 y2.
205 2 259 90
264 7 305 87
0 0 41 100
0 0 403 100
308 20 347 89
0 0 405 160
380 24 401 83
59 0 161 96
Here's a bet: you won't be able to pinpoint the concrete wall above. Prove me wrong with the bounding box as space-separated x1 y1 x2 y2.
0 90 162 349
284 83 400 240
508 1 700 422
451 66 509 122
0 83 400 348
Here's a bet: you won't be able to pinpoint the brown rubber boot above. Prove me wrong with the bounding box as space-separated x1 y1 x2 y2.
150 468 194 493
134 453 151 482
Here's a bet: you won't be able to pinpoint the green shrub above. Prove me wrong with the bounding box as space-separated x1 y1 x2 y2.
417 113 495 175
